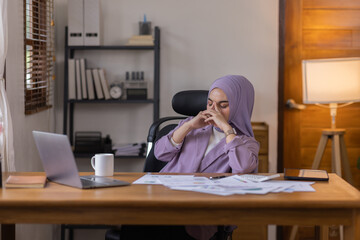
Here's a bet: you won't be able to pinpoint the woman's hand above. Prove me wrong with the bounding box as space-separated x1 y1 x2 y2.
186 111 209 130
171 112 209 144
203 104 236 143
203 104 232 133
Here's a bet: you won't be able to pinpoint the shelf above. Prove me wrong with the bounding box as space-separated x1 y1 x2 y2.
68 45 155 50
63 26 160 146
68 99 155 104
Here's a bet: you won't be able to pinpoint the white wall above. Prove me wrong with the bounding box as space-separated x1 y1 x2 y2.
6 0 278 239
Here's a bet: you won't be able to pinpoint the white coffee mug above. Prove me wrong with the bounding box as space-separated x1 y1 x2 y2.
91 153 114 176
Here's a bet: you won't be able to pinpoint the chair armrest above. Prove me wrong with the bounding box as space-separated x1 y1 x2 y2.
147 116 186 143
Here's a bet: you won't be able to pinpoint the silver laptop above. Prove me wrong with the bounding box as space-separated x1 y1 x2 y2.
32 131 130 189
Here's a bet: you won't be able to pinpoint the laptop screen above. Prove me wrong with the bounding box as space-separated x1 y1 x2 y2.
32 131 83 188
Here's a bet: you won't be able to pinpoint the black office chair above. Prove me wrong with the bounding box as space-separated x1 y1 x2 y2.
105 90 231 240
143 90 208 172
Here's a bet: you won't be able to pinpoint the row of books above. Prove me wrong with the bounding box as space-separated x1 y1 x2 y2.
112 142 147 157
68 59 111 100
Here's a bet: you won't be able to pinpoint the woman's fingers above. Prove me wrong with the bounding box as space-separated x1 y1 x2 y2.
213 103 220 112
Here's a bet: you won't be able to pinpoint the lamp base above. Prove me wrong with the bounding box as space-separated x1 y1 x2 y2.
312 128 353 184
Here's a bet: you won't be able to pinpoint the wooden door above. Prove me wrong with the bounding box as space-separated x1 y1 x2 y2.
280 1 360 238
281 0 360 185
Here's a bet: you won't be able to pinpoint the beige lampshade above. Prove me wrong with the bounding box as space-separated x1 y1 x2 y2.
302 58 360 104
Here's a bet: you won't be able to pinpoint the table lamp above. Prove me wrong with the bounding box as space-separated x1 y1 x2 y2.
302 57 360 128
302 57 360 184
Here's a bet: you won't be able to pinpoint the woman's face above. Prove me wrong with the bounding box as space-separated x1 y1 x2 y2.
207 88 230 122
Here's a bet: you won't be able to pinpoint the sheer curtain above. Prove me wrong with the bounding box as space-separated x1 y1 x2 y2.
0 0 16 177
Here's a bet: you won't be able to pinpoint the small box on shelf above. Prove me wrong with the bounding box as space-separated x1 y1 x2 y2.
123 81 148 100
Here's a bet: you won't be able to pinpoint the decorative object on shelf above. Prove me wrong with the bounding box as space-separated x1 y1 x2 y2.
139 14 151 35
109 81 123 99
126 71 145 81
124 81 147 100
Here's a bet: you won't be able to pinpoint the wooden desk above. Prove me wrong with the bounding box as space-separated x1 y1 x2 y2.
1 173 359 239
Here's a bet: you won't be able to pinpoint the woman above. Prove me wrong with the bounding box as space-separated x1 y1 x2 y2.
154 75 259 239
155 74 259 174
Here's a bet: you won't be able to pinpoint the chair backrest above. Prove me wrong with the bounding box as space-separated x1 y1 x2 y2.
172 90 208 116
143 90 208 172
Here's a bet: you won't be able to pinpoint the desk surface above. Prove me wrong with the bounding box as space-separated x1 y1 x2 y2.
1 172 359 208
0 172 359 238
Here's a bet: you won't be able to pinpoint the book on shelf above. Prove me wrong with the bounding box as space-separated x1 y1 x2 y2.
75 59 82 100
126 35 154 46
5 175 47 188
80 58 88 99
68 59 76 100
86 69 95 100
91 69 104 99
98 68 111 100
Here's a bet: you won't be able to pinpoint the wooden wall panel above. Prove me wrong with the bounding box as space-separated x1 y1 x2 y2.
303 30 354 49
303 10 360 29
303 0 360 9
355 31 360 48
303 49 360 59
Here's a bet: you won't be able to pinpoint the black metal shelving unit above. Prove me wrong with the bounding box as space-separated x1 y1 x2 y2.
63 26 160 155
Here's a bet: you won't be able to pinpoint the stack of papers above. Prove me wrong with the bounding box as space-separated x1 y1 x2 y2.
112 142 146 157
133 174 315 196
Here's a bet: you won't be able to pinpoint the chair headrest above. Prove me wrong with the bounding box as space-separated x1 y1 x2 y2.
172 90 208 116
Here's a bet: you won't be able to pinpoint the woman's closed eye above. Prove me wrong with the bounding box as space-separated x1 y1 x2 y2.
219 103 229 109
208 99 228 109
207 100 213 107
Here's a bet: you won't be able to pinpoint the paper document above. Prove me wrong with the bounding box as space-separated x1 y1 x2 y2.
133 174 195 185
132 174 316 196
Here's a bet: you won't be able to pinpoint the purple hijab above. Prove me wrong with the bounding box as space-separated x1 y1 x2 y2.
209 75 255 137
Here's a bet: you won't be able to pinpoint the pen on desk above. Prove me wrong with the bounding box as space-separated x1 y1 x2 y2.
210 175 226 180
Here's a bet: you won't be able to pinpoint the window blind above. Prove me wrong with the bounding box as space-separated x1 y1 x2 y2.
24 0 55 114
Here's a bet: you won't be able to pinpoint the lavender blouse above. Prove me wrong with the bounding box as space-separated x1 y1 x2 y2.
155 117 259 174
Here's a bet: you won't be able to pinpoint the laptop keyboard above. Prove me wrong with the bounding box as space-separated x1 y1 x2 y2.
79 176 129 188
80 178 105 188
